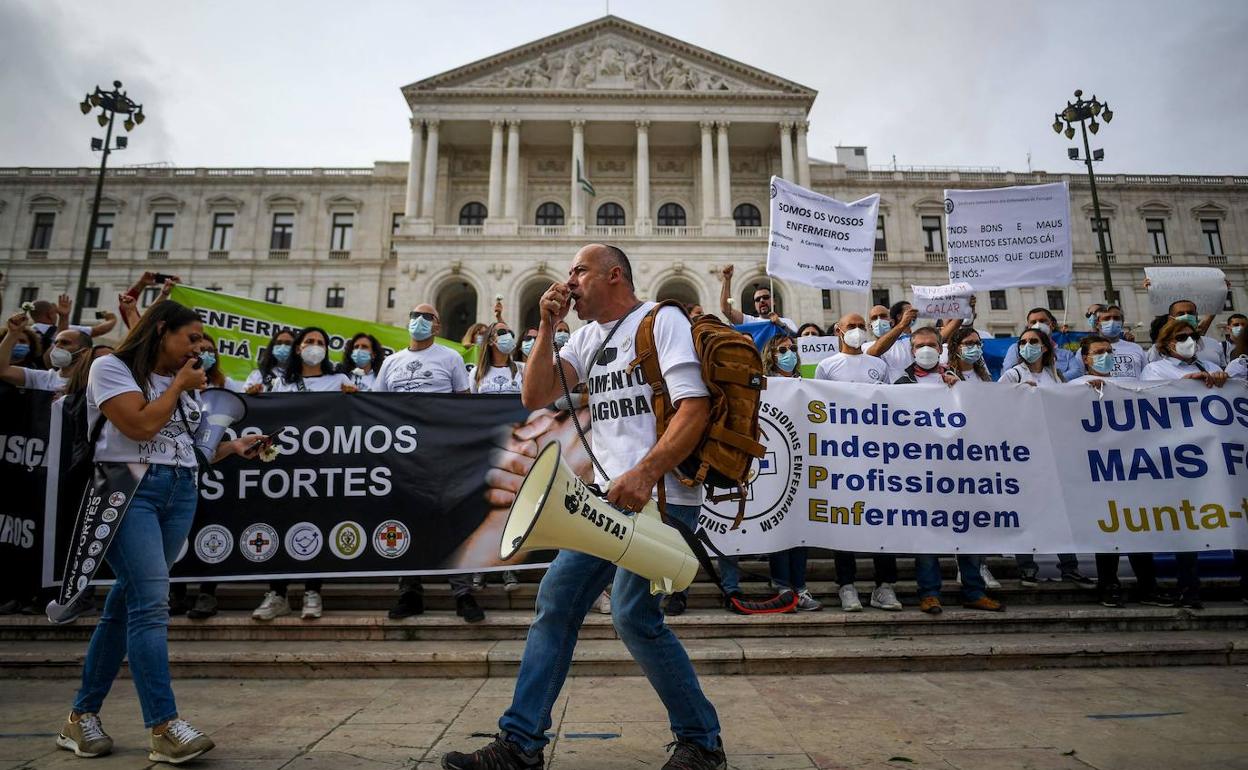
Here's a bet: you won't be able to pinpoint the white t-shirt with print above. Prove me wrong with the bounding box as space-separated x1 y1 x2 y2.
1141 357 1224 381
560 303 708 506
21 368 67 392
1225 355 1247 380
471 362 525 394
814 352 888 384
244 368 284 392
742 312 798 334
1096 339 1147 379
999 363 1062 387
270 372 352 393
88 355 201 468
344 369 378 392
373 345 469 393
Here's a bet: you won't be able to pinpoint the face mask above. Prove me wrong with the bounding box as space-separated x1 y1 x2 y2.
841 328 869 350
869 319 890 338
474 334 485 347
271 344 292 364
11 343 30 361
351 349 372 367
408 316 433 340
1086 314 1098 330
960 344 983 364
1019 342 1043 363
300 345 327 366
777 350 798 373
1232 325 1245 339
1172 313 1198 328
49 347 75 369
198 351 217 371
554 331 571 347
494 332 516 355
914 346 941 370
1029 322 1051 336
1174 338 1198 359
1090 352 1113 374
1099 320 1123 337
521 339 534 357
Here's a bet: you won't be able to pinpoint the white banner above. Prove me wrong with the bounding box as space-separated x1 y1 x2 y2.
1144 267 1227 316
766 176 879 293
944 181 1072 290
796 335 840 364
699 377 1248 555
911 282 974 320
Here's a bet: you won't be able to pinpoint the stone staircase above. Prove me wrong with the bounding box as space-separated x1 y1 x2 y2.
4 556 1245 678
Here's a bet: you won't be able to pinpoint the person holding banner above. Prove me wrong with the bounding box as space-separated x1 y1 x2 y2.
1221 314 1247 365
865 302 918 384
1145 299 1225 369
244 329 295 394
717 264 797 334
1000 309 1082 381
1225 322 1247 380
270 327 354 394
1068 306 1146 379
999 328 1065 387
947 327 992 383
337 332 384 391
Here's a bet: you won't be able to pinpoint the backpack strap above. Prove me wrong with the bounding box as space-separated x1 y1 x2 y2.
629 299 688 438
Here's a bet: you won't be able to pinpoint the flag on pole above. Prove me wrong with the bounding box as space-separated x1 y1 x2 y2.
577 159 595 197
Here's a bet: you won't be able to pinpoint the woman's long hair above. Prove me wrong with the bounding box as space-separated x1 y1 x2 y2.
948 326 990 381
257 327 297 380
475 321 518 388
202 333 225 388
460 322 489 348
112 300 203 396
282 326 335 385
336 332 385 375
761 335 798 377
1016 328 1064 382
1 327 42 368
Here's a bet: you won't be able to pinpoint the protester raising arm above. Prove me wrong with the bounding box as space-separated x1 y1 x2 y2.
717 264 744 325
521 282 581 409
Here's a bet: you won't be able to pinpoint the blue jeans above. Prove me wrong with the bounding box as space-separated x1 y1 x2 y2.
73 465 197 728
499 503 720 753
768 548 809 592
916 554 986 601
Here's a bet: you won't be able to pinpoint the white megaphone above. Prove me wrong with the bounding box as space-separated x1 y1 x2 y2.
500 440 700 595
193 388 248 459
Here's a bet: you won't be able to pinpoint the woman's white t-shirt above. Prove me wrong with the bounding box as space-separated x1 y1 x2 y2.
244 368 284 392
270 372 352 392
1141 357 1224 381
814 352 888 384
471 362 525 394
345 369 377 391
1226 355 1247 380
88 355 202 468
999 363 1062 387
21 367 68 393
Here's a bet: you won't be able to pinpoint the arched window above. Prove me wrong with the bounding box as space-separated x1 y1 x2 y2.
596 202 626 226
733 203 761 227
656 202 686 227
535 202 565 226
458 202 487 225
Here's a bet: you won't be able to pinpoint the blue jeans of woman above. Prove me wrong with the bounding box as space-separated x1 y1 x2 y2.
498 503 720 754
73 465 197 728
768 548 809 592
915 554 986 601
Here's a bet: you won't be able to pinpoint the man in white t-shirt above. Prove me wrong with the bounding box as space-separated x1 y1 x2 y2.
814 312 888 384
0 313 91 393
717 264 797 334
443 244 725 770
1068 305 1146 379
865 302 918 384
27 296 116 342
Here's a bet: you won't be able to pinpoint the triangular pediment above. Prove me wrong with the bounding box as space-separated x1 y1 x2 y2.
404 16 814 98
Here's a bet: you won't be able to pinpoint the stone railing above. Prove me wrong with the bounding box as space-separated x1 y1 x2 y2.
328 250 351 260
873 251 888 263
207 250 229 260
267 250 289 260
433 225 485 236
147 250 168 260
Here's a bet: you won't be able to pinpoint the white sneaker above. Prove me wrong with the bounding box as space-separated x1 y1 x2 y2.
980 563 1002 589
590 591 612 614
870 583 903 611
795 589 822 612
838 584 862 612
252 591 290 621
301 590 322 619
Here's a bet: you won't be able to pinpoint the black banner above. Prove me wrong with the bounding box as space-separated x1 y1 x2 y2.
0 385 53 601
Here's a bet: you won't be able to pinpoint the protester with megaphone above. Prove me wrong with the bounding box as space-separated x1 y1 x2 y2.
441 243 725 770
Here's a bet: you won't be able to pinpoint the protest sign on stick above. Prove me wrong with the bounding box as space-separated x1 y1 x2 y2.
945 181 1072 290
911 283 974 320
1143 267 1227 316
766 176 878 293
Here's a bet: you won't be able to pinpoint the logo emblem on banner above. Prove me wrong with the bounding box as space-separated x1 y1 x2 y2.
284 522 323 561
108 492 126 507
195 524 234 565
373 520 411 558
100 507 118 523
240 523 279 562
700 404 803 534
330 521 366 560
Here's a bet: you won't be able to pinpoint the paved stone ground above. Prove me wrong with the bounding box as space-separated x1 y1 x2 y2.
2 668 1246 769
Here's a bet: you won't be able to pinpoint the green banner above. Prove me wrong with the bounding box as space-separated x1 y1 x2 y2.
169 285 471 381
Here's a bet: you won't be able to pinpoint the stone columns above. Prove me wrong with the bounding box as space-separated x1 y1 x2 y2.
699 121 716 225
796 120 811 188
487 120 504 218
716 121 732 219
420 119 440 219
779 121 794 181
504 120 521 219
404 118 424 218
570 120 585 229
635 120 651 232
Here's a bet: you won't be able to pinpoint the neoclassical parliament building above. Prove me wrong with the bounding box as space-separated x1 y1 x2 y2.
1 16 1244 342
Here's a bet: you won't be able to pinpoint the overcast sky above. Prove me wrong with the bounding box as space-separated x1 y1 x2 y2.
2 0 1245 174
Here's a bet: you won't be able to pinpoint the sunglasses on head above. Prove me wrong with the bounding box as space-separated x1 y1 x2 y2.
409 311 436 321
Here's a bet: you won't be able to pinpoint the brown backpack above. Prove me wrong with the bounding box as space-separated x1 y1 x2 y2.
630 301 766 529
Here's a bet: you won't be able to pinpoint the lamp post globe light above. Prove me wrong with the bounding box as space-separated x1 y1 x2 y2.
1053 89 1115 302
74 81 145 325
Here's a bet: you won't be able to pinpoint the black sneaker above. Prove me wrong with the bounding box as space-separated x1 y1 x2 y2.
1060 569 1096 587
168 590 189 616
0 599 20 615
1018 570 1041 588
456 594 485 623
388 591 425 619
186 593 218 620
1137 589 1177 607
662 738 727 770
442 734 542 770
1177 590 1204 610
1099 584 1126 608
664 591 687 617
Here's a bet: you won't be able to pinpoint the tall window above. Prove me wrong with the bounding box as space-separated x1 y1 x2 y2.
535 202 565 226
150 213 175 250
141 286 161 306
91 213 115 250
733 203 761 227
871 288 890 308
1201 219 1223 256
989 290 1008 310
210 213 234 251
1224 291 1234 311
270 213 294 250
29 213 54 249
1046 290 1065 311
597 202 626 226
19 287 39 304
386 287 396 309
330 213 353 251
391 212 403 235
821 290 832 310
1090 217 1114 253
264 286 284 304
875 215 887 252
1146 218 1168 255
458 202 487 225
657 202 686 227
921 215 943 252
326 287 345 308
83 287 100 308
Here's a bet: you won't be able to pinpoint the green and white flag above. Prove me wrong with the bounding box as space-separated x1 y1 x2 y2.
577 159 595 197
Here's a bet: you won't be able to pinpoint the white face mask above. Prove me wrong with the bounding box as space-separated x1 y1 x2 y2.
914 346 941 370
1030 321 1051 336
1174 337 1198 359
300 345 327 366
841 327 870 350
49 347 75 369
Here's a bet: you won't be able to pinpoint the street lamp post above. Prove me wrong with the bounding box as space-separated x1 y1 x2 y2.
74 81 144 325
1053 89 1114 303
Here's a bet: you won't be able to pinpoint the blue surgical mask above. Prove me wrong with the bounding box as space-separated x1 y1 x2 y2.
271 344 292 364
351 349 372 367
1173 313 1198 328
1090 352 1114 374
11 343 30 361
1086 314 1098 330
960 344 983 363
1019 342 1043 363
554 331 571 347
494 332 516 355
1099 320 1123 338
521 339 534 357
1231 324 1245 339
777 350 798 373
198 351 217 371
408 316 433 341
870 319 890 338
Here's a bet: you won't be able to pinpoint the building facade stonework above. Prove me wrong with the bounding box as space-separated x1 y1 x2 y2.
1 16 1244 342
